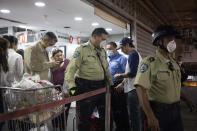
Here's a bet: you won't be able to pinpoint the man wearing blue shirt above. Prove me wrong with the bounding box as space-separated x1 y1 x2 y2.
115 38 142 131
106 42 130 131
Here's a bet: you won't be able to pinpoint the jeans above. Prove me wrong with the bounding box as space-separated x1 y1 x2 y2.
127 89 142 131
111 84 130 131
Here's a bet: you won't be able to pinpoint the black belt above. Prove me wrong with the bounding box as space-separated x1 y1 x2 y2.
75 77 105 85
150 101 180 110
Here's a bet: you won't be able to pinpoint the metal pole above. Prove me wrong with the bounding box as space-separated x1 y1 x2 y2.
105 84 111 131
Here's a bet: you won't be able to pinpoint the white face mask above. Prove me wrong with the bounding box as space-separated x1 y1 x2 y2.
100 40 107 48
167 40 176 53
106 50 114 57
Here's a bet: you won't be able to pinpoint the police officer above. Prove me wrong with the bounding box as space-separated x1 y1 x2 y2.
65 28 112 131
106 42 130 131
134 25 183 131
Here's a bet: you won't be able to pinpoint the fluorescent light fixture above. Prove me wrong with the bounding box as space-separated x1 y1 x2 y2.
74 17 83 21
0 9 10 14
105 28 112 31
92 22 99 26
35 2 46 7
19 25 27 28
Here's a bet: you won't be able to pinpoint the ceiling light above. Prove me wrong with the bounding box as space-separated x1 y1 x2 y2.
74 17 83 21
0 9 10 14
35 2 46 7
19 25 27 28
105 28 112 31
92 22 99 26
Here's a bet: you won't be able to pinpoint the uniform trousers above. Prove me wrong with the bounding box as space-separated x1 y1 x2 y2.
75 77 106 131
149 101 184 131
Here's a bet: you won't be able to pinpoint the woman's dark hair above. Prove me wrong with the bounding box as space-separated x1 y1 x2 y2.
16 49 24 59
3 35 18 49
52 49 63 57
0 38 9 73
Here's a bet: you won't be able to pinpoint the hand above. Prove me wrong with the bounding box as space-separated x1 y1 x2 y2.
147 114 160 131
52 61 61 67
63 93 70 98
114 74 123 80
68 87 77 96
185 100 196 112
114 83 124 93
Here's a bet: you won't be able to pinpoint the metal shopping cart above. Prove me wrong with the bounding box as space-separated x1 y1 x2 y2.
1 85 68 131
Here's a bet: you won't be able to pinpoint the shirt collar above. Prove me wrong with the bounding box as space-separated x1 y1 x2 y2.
108 52 119 59
8 48 16 53
88 40 103 51
38 41 46 52
156 50 173 63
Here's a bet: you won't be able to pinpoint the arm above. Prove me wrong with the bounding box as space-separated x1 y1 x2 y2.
15 55 24 81
136 85 160 131
64 47 82 89
120 56 127 73
136 85 156 118
115 52 139 79
29 48 57 72
127 51 139 78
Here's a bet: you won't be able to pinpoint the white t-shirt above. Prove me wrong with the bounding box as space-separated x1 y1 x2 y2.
124 51 142 93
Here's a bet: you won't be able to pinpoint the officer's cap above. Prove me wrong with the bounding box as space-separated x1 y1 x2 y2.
152 25 181 46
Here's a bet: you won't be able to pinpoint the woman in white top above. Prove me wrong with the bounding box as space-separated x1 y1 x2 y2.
3 35 23 86
0 37 10 130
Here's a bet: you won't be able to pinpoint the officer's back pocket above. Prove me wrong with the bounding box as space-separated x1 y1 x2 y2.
156 71 170 81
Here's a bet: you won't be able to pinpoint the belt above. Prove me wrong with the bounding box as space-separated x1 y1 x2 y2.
75 77 105 85
150 101 180 110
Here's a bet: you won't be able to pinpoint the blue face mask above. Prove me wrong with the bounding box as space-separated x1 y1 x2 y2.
107 50 115 57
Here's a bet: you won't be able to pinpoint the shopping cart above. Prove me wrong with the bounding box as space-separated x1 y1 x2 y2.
1 85 68 131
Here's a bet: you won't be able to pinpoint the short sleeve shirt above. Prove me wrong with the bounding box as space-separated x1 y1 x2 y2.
134 50 181 104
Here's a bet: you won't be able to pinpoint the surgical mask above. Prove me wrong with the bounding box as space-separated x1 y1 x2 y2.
100 40 107 48
107 50 114 57
167 40 176 53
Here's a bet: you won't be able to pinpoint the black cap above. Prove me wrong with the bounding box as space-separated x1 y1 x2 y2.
152 25 181 46
119 37 134 48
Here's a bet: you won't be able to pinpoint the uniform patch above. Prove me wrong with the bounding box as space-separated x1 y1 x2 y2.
140 64 148 73
73 51 80 58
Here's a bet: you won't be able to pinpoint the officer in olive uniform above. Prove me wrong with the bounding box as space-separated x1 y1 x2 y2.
134 25 184 131
65 28 112 131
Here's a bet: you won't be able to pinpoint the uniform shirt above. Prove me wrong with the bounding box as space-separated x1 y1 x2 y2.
124 50 142 93
134 50 181 104
24 41 55 80
108 53 127 82
65 41 113 89
0 49 23 87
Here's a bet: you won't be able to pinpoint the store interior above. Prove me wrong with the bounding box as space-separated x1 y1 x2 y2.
0 0 130 59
